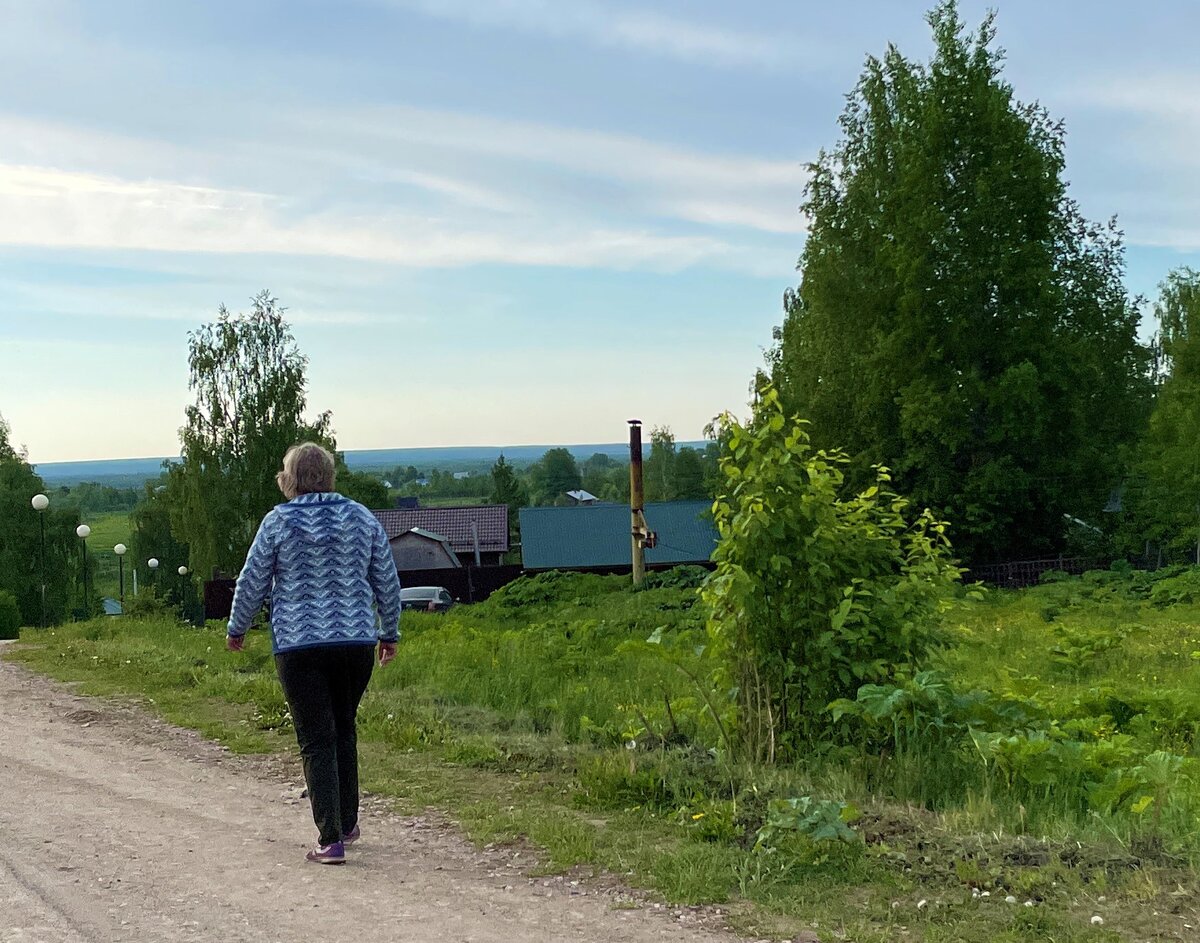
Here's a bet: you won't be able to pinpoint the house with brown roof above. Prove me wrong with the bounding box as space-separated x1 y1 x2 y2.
390 528 461 570
372 504 509 568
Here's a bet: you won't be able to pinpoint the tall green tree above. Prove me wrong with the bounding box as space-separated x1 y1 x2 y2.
0 415 78 624
580 452 613 497
489 455 528 511
770 1 1148 563
337 466 389 509
489 454 528 545
131 479 200 620
168 292 333 579
1127 269 1200 560
644 426 677 502
528 448 581 505
673 447 708 500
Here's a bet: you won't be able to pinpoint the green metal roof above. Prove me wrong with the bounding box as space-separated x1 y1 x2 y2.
519 501 716 570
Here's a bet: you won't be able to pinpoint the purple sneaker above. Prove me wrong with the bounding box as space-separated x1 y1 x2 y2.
343 825 361 845
305 841 345 865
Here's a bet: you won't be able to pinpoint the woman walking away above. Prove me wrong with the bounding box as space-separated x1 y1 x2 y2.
226 442 401 865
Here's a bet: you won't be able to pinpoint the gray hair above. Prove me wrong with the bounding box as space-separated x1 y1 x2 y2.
276 442 336 499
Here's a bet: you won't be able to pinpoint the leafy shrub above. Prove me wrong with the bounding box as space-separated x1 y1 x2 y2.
640 566 710 592
1086 750 1192 817
0 590 20 639
754 796 860 848
122 588 175 620
830 670 963 755
1048 622 1137 678
1150 568 1200 607
704 387 962 760
1032 565 1189 610
484 571 619 610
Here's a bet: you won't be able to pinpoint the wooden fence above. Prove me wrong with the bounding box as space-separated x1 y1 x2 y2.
203 563 526 620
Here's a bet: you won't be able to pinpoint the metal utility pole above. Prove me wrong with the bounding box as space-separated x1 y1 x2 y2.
114 543 127 610
629 420 647 585
31 494 49 628
38 510 46 627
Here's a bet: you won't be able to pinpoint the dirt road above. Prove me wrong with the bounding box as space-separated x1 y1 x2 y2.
0 650 742 943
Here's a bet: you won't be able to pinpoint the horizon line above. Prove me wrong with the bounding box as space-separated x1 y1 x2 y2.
32 438 711 468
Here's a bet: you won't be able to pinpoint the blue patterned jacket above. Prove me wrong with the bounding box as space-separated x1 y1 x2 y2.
227 492 402 654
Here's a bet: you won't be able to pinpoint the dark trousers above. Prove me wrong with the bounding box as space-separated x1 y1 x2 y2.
275 643 375 846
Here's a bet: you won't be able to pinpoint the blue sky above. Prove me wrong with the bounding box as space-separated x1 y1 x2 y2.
2 0 1198 463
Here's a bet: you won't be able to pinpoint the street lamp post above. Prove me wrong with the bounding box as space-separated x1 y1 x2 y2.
114 543 127 610
31 494 49 628
76 524 91 619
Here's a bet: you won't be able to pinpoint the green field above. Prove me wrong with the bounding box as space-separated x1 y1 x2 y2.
80 510 134 601
8 569 1200 942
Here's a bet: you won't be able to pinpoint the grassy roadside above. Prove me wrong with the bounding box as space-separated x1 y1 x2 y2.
7 573 1200 942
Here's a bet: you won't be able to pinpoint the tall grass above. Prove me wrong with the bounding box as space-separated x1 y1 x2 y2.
10 568 1200 941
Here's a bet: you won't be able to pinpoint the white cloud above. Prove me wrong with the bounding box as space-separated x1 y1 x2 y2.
0 106 806 273
667 199 804 234
1059 71 1200 251
381 0 813 71
0 162 774 272
1071 73 1200 123
281 102 808 238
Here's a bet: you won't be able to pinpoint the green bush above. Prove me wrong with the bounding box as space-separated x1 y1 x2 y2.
0 590 20 639
640 566 710 591
704 387 962 760
1150 567 1200 607
483 571 620 610
122 587 175 620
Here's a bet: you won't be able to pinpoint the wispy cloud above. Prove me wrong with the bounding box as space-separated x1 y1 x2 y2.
1060 71 1200 250
285 102 808 236
0 163 775 273
0 107 805 273
1070 73 1200 123
379 0 814 71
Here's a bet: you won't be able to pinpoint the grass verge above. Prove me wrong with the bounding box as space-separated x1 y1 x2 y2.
7 573 1200 942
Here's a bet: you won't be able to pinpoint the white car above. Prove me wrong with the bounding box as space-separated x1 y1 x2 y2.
399 586 455 613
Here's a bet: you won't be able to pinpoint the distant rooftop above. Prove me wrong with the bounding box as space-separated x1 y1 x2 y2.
520 501 716 570
372 505 509 554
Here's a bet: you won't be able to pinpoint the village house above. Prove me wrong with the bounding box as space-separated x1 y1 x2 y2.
372 504 509 569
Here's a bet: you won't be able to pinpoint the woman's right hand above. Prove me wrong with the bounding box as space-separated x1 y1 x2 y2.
378 641 397 667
